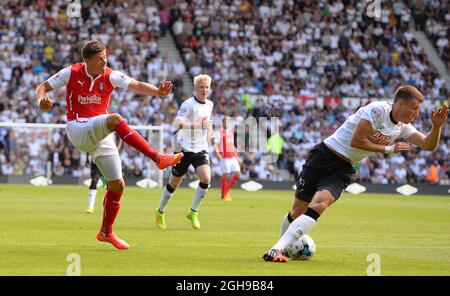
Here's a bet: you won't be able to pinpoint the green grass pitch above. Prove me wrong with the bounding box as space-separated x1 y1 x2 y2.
0 184 449 275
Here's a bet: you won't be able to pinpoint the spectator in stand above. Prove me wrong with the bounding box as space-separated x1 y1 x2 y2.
426 160 440 184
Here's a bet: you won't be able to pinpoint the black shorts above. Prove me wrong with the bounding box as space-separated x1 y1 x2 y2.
172 150 210 177
295 142 355 202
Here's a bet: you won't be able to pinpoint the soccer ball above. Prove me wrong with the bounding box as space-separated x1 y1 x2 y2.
283 234 316 260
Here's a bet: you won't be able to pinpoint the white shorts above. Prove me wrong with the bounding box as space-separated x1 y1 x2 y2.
220 157 240 175
66 115 119 161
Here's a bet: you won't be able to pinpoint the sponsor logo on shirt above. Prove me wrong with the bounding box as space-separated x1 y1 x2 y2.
78 95 102 104
368 131 391 145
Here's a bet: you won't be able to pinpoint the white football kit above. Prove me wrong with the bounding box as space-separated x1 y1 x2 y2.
174 97 214 153
324 101 417 164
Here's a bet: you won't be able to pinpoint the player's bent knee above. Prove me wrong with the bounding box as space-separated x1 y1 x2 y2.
309 191 335 213
310 199 333 213
310 202 329 214
107 179 125 193
106 113 124 130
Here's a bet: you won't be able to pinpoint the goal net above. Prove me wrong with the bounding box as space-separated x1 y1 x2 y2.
0 122 164 187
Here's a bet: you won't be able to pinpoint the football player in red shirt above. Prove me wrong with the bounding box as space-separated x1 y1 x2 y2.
36 40 183 250
215 117 241 201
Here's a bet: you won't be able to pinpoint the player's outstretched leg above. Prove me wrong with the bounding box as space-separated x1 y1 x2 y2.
156 152 184 170
111 115 184 170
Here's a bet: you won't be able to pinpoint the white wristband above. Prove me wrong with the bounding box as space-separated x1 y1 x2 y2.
384 145 395 154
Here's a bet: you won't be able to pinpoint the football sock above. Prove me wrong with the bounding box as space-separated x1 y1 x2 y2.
279 212 293 237
191 182 209 211
227 174 239 192
100 189 123 235
220 177 227 198
158 184 175 212
114 120 158 161
87 189 97 209
272 207 319 251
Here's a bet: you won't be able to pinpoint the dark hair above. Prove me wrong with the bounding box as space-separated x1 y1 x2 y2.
81 40 106 60
394 85 424 103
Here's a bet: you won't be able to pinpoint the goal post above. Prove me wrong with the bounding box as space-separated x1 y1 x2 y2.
0 122 164 187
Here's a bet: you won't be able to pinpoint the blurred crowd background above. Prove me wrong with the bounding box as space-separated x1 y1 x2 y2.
0 0 448 185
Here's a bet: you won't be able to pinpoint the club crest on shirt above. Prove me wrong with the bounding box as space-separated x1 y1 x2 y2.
371 108 382 119
99 82 104 91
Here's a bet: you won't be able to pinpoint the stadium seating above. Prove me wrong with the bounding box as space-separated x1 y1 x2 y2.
0 0 448 185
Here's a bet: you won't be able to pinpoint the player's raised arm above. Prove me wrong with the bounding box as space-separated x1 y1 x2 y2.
350 119 412 154
35 81 54 110
36 66 71 111
127 79 173 97
405 105 449 151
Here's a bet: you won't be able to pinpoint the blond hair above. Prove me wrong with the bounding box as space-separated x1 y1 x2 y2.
193 74 212 88
394 85 424 103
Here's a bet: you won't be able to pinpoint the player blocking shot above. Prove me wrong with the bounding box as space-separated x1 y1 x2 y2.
155 74 215 230
263 85 449 262
35 40 184 250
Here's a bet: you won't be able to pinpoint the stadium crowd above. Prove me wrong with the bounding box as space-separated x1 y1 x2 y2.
409 0 450 71
0 0 448 185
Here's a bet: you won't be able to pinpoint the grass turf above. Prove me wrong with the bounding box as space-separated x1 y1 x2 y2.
0 184 448 275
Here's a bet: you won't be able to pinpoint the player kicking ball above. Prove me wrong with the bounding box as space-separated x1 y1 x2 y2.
263 85 449 262
36 40 183 250
155 74 214 230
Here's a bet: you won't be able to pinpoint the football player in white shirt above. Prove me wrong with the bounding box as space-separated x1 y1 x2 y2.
155 74 215 229
263 85 449 262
